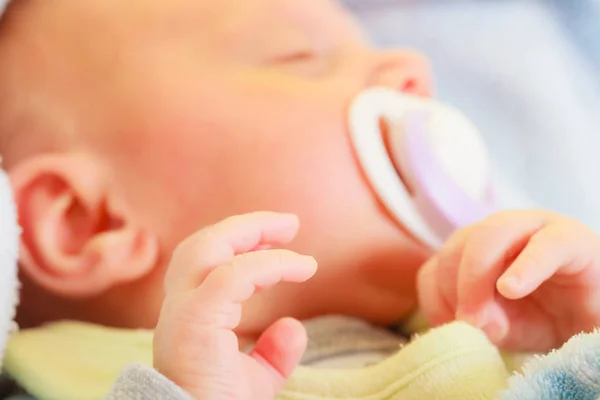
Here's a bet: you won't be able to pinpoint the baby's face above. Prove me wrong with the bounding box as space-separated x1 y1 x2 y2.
16 0 433 335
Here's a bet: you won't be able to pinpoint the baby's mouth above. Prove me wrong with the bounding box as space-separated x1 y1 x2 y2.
347 87 497 250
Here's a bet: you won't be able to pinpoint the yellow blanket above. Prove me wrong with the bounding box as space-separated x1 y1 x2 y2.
2 320 522 400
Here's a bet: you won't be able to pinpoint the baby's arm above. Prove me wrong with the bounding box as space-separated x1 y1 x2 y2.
109 212 317 400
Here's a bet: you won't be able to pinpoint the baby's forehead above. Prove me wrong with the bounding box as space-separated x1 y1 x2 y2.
144 0 346 39
9 0 347 54
1 0 353 88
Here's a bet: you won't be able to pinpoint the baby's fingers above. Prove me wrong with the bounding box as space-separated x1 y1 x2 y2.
498 221 596 299
190 249 317 330
456 211 549 321
165 212 300 294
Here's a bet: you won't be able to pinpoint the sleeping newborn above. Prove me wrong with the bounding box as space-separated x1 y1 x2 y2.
1 0 600 399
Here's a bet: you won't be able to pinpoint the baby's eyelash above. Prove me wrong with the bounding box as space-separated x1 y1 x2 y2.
272 50 316 64
266 47 332 77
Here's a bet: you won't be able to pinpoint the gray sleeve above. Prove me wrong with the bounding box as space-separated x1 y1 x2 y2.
105 363 193 400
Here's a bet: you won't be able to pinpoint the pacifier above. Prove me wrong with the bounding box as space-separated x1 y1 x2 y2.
348 87 497 249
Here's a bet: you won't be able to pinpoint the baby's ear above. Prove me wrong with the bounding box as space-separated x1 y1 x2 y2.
9 153 159 298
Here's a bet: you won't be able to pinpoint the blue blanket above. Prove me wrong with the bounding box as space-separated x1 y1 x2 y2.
501 328 600 400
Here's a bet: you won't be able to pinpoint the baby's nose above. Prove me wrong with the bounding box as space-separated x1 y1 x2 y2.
368 51 433 97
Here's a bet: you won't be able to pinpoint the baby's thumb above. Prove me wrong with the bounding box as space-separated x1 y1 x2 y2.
249 317 307 395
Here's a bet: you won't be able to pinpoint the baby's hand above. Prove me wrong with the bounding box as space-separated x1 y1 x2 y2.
153 212 317 400
418 210 600 352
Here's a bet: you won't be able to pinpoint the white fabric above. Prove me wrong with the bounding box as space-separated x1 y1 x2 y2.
0 160 20 369
0 0 18 372
345 0 600 232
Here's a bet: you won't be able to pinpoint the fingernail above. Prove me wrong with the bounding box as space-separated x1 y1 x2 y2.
302 255 318 266
498 274 518 290
272 213 298 224
457 308 488 328
483 321 508 344
497 275 522 299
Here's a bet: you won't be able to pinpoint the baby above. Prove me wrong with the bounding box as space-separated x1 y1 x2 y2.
1 0 600 398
